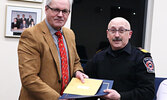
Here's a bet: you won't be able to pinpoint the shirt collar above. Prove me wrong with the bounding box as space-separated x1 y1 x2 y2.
123 42 131 55
45 19 63 36
106 42 131 56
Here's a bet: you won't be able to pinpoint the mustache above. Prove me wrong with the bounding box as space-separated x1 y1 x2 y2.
54 17 64 21
112 38 122 41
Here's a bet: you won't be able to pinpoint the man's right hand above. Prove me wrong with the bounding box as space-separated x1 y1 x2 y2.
102 89 121 100
75 71 89 83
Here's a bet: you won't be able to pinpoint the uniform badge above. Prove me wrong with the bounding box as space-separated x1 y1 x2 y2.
143 57 155 73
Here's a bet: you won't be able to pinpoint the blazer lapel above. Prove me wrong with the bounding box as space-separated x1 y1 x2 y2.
40 20 61 80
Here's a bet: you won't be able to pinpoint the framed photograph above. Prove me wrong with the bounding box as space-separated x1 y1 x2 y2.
5 5 42 37
14 0 43 3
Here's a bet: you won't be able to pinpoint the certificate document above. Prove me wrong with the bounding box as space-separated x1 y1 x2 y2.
63 78 103 95
59 78 114 99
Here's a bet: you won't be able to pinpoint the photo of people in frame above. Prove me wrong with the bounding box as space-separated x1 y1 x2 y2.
19 0 43 3
11 10 37 35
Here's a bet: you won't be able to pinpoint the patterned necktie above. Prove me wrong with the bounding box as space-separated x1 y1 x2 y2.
55 31 69 95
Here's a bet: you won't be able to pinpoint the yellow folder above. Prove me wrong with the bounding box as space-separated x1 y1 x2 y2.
63 78 103 96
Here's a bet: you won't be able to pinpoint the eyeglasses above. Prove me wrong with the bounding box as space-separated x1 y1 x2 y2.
47 5 70 15
107 28 131 34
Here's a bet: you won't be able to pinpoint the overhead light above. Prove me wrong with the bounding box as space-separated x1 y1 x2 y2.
133 12 136 15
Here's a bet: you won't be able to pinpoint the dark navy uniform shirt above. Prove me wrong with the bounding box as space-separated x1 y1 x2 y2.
84 42 155 100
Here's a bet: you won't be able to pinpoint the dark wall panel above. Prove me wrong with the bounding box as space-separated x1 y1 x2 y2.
71 0 148 63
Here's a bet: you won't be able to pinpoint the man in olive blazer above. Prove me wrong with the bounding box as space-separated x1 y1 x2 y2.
18 0 88 99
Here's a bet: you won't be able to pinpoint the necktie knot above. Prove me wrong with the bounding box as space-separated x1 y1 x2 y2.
55 31 62 38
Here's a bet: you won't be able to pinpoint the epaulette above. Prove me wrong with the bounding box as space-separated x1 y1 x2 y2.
96 47 106 54
138 48 151 57
96 49 103 54
137 47 149 53
140 49 149 53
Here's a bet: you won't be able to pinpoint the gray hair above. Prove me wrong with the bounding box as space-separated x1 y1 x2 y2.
45 0 73 7
46 0 52 5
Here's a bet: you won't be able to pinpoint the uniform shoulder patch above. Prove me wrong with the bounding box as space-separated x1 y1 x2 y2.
143 57 155 73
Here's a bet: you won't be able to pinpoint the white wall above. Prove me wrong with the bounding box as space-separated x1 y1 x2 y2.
0 0 167 99
149 0 167 77
0 0 21 99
